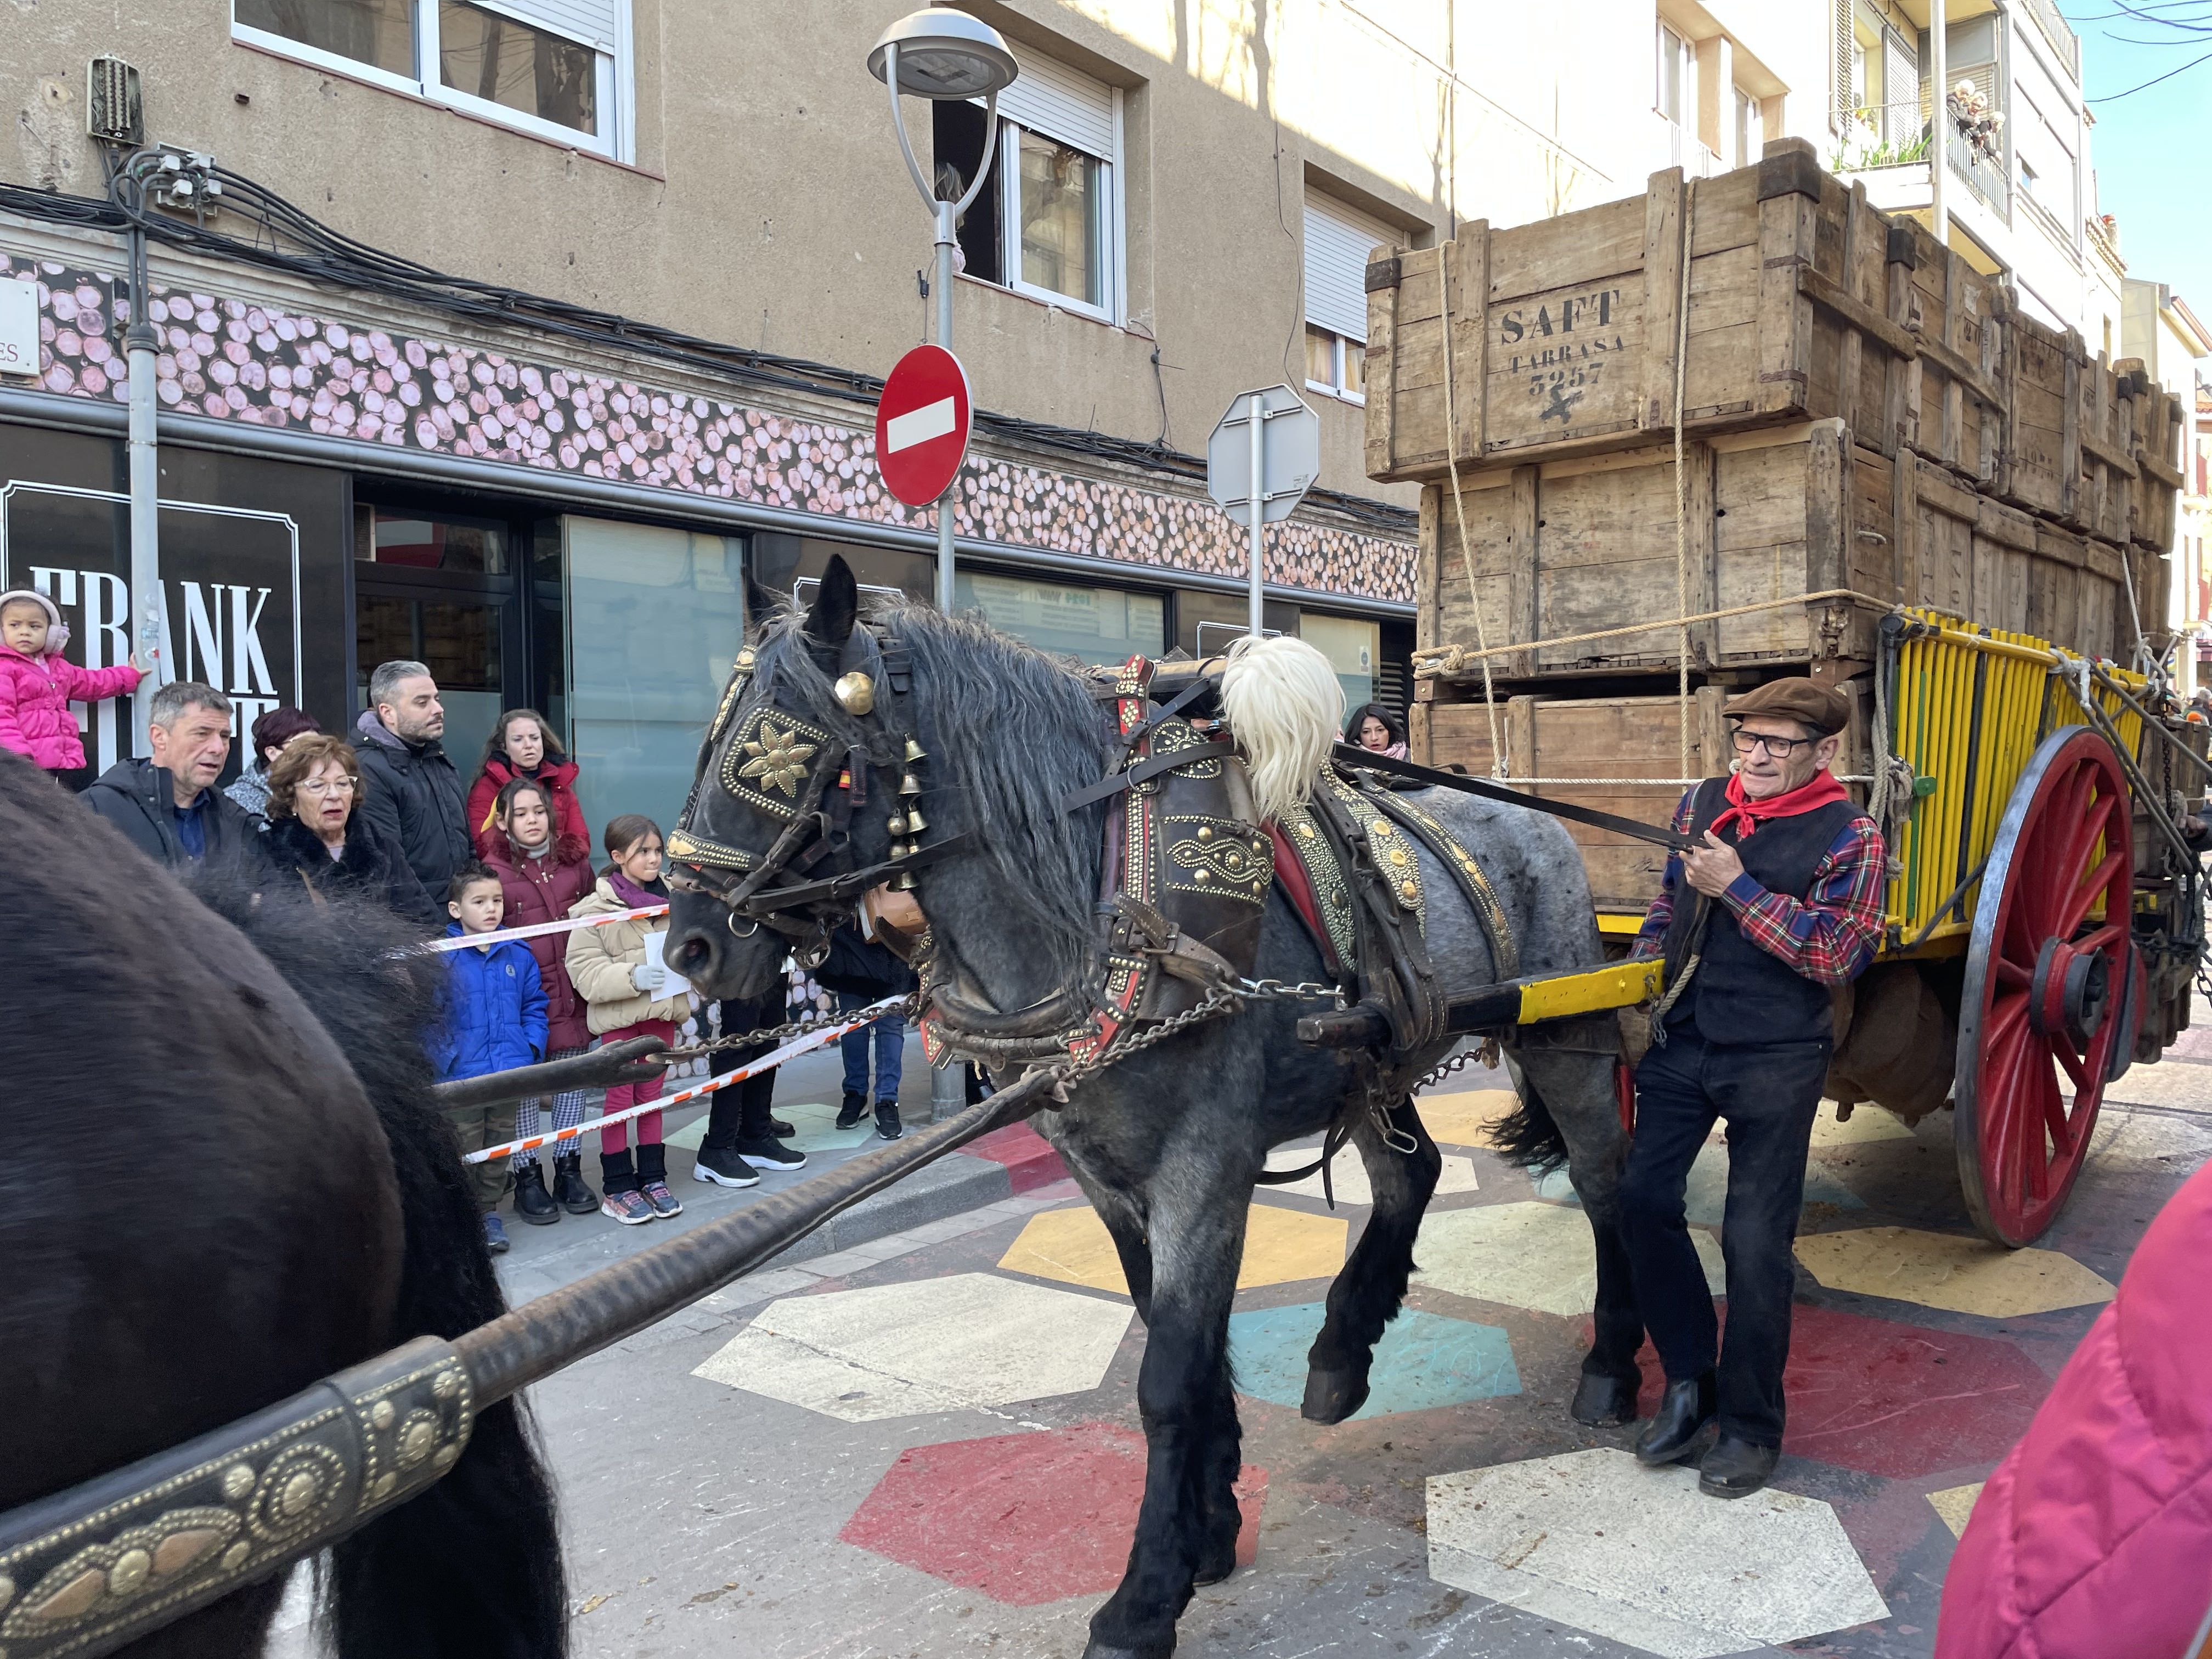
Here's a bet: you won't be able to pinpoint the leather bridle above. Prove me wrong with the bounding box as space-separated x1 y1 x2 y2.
667 622 970 964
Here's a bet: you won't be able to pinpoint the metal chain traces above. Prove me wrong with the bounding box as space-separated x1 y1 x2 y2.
1030 983 1244 1098
1412 1038 1500 1092
1236 977 1347 1003
661 994 923 1063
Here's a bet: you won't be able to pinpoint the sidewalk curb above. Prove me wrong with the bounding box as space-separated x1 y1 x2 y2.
757 1147 1012 1269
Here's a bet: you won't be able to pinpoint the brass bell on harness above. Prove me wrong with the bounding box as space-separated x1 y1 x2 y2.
899 771 923 796
904 737 926 762
887 812 909 836
833 671 876 715
889 871 918 891
901 806 928 833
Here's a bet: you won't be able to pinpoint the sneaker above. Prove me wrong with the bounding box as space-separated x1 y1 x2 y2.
483 1212 510 1254
601 1188 656 1226
875 1100 904 1142
770 1115 797 1138
734 1134 808 1172
693 1146 762 1188
836 1091 868 1130
512 1163 560 1226
641 1180 685 1218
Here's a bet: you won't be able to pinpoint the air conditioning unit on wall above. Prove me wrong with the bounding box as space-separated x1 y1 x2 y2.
87 56 144 146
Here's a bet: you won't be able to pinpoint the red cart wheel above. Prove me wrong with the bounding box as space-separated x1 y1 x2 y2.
1954 727 2132 1246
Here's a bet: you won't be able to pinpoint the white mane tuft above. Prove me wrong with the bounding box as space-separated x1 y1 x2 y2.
1221 634 1343 822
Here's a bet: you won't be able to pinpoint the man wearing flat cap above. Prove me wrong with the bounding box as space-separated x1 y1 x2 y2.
1623 676 1885 1498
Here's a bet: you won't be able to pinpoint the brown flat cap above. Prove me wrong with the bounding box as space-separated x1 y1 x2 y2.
1725 676 1848 736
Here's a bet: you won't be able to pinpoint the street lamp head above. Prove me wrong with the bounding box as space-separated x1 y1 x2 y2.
866 9 1018 99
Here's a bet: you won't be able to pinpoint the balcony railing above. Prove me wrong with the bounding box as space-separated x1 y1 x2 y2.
2015 0 2081 78
1830 89 2011 223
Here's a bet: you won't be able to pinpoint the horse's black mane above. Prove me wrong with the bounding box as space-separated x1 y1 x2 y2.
749 594 1111 994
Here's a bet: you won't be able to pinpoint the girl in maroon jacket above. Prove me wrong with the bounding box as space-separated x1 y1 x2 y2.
479 775 598 1221
466 709 587 860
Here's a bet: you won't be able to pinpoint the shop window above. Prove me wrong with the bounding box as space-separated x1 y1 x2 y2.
953 571 1161 667
355 594 505 768
932 41 1120 320
561 516 747 836
233 0 625 157
1173 589 1298 659
354 505 507 572
1300 612 1379 710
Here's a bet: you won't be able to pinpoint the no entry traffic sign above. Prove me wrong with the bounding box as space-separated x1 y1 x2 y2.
875 345 973 506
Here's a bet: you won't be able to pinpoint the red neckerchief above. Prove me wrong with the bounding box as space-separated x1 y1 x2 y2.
1708 768 1848 842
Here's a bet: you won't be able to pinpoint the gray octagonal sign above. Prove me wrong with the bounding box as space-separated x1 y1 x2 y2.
1207 384 1321 528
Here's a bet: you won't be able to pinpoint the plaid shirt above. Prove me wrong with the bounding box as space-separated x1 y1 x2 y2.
1633 783 1886 986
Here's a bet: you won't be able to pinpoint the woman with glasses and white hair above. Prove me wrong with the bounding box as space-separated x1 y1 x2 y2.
257 732 439 928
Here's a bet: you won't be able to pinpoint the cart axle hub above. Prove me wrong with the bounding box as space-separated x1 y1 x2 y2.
2030 937 2109 1049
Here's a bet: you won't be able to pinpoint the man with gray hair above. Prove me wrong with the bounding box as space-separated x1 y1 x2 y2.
83 681 258 867
355 658 470 899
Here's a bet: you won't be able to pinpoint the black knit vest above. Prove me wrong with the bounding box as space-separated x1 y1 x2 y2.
1660 776 1865 1046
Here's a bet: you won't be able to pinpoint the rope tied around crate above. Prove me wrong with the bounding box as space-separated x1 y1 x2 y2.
1411 588 1898 675
1437 229 1506 777
1674 176 1697 783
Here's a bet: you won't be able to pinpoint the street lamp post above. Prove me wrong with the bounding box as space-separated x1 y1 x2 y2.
868 9 1019 615
867 11 1018 1123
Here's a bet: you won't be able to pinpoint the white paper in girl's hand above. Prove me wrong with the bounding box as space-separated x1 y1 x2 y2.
642 930 693 998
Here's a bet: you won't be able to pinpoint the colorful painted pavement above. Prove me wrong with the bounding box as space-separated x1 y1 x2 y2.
487 1036 2209 1657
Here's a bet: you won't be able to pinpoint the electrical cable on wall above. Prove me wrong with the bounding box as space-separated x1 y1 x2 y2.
0 170 1418 537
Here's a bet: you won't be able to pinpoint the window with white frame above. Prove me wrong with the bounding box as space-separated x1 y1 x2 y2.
933 43 1122 321
233 0 627 157
1303 189 1395 403
1733 84 1756 168
1656 22 1692 126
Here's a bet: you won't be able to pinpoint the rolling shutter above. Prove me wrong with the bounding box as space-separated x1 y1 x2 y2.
996 44 1115 159
1831 0 1854 126
471 0 620 52
1304 190 1396 344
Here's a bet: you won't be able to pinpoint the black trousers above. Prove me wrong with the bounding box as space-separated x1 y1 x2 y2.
1620 1026 1830 1448
706 994 782 1146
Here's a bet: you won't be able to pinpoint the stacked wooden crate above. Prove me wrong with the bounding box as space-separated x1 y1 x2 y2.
1368 139 2185 913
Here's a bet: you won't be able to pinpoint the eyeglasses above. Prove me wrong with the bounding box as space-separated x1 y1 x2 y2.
298 777 357 796
1729 729 1815 759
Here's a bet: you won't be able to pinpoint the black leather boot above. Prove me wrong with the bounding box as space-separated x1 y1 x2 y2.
512 1161 560 1226
1570 1370 1641 1427
552 1153 597 1213
1699 1435 1779 1498
1634 1370 1717 1465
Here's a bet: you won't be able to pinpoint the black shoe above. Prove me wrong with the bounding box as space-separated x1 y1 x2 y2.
1570 1370 1640 1427
836 1091 868 1130
1633 1371 1717 1466
512 1163 560 1226
734 1134 807 1172
693 1145 761 1188
770 1115 796 1138
552 1153 597 1214
875 1100 904 1141
1699 1435 1779 1499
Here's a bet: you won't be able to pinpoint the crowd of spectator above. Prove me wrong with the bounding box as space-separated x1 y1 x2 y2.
1 651 912 1257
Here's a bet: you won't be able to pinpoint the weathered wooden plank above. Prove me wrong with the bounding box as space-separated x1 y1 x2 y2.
1638 168 1687 433
1363 255 1400 479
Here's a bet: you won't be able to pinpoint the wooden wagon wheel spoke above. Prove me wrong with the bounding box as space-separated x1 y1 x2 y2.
1955 728 2133 1247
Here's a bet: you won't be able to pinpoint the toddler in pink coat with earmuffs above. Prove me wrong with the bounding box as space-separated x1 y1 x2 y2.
0 589 148 775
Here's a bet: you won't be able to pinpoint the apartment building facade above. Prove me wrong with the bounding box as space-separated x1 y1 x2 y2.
2 1 2197 822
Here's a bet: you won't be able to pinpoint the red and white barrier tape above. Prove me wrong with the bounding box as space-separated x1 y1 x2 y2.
424 904 669 953
462 997 902 1163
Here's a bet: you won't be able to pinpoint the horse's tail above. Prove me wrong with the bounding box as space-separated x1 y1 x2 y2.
329 1067 569 1659
1487 1058 1572 1175
1222 634 1344 821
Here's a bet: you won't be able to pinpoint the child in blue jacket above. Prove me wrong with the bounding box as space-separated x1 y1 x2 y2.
433 862 548 1253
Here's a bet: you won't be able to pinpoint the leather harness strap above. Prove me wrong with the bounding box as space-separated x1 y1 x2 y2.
1057 739 1240 814
1334 743 1700 854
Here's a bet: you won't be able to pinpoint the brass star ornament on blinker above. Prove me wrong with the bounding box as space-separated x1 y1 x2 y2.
737 720 818 798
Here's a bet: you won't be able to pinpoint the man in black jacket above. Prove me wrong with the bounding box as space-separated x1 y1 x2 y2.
354 659 470 900
83 680 259 868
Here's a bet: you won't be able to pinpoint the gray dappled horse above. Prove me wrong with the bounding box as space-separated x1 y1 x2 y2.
666 561 1640 1659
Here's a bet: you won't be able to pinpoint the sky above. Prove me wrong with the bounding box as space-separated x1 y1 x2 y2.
2062 2 2212 309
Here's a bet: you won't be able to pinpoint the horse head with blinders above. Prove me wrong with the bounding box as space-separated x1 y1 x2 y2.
664 557 957 1001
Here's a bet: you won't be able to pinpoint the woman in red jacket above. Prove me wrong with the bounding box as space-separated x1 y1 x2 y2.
466 709 587 860
479 774 599 1222
1936 1160 2212 1659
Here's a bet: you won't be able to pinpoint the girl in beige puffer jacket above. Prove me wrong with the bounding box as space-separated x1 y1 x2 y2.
565 815 693 1225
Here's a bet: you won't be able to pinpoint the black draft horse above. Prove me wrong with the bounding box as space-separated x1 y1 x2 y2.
0 751 565 1657
667 561 1639 1659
